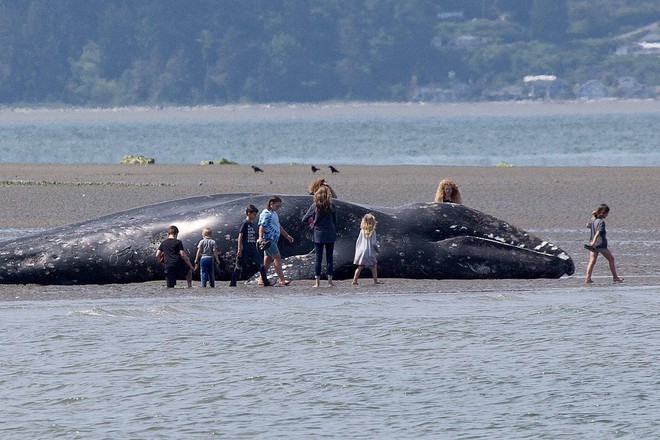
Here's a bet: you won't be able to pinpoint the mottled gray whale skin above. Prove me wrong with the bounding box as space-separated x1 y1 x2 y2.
0 193 574 285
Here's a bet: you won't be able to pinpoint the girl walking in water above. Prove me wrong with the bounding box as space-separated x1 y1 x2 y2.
585 204 623 284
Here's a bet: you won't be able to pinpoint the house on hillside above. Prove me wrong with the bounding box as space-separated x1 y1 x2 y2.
616 77 651 98
454 35 482 47
575 80 609 99
437 12 464 22
483 85 524 101
523 75 573 100
615 21 660 55
523 75 556 99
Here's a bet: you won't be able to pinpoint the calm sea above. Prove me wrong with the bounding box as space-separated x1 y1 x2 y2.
1 103 659 438
0 103 658 166
2 288 659 439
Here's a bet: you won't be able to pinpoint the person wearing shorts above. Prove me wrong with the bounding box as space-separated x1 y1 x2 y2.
258 196 294 286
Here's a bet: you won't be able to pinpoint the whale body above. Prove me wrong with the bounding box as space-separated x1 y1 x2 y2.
0 193 574 285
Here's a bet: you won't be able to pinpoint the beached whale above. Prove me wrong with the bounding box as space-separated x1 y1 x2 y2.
0 193 574 285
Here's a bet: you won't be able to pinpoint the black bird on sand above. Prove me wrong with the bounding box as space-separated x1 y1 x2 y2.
329 165 340 174
251 165 264 173
311 165 320 173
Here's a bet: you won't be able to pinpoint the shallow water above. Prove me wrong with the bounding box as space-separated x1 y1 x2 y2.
1 287 659 439
1 223 659 438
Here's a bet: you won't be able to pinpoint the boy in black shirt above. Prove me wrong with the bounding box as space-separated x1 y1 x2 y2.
230 205 270 286
156 225 195 288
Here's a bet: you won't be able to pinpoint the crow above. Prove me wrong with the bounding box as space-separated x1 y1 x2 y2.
329 165 340 174
251 165 264 173
311 165 320 173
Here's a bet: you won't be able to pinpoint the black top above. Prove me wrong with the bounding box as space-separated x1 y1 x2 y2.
302 203 338 243
158 238 185 269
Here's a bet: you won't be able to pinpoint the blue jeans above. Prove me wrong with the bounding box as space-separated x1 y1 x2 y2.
314 242 334 279
200 256 215 287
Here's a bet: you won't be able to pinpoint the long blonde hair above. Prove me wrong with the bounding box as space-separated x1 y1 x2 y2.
360 213 377 237
434 179 462 204
308 178 325 194
314 186 332 213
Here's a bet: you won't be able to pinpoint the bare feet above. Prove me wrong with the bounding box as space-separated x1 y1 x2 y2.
276 280 291 286
313 280 320 288
585 279 594 284
327 281 335 287
351 281 358 285
613 278 624 283
374 280 383 284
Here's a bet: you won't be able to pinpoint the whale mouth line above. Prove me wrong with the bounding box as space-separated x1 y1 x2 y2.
440 236 564 258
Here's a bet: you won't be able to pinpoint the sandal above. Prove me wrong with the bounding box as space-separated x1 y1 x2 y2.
276 280 291 286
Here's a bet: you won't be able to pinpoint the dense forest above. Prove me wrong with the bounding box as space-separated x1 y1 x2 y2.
0 0 658 105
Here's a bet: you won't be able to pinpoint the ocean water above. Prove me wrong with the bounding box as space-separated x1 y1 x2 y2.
0 104 658 166
2 289 659 439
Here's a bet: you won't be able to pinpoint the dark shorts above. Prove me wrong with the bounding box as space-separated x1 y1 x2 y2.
236 251 261 270
164 262 190 287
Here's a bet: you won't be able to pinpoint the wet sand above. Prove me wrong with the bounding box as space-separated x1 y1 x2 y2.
0 164 658 300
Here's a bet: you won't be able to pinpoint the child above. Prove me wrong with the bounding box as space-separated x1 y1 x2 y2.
230 204 270 287
352 213 382 285
156 225 195 288
258 196 294 286
585 204 623 284
194 227 221 288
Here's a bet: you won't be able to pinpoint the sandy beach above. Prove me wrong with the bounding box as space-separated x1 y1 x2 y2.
0 163 658 300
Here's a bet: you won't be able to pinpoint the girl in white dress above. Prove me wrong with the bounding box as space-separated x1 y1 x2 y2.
352 213 382 285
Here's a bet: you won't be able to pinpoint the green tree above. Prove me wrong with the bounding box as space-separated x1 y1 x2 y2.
530 0 569 42
68 41 116 104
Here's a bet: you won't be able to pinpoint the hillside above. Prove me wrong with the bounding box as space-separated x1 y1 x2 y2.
0 0 658 105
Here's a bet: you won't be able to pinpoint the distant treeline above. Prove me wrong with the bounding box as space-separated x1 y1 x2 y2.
0 0 658 105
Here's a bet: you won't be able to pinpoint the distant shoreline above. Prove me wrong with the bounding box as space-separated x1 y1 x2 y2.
1 99 658 123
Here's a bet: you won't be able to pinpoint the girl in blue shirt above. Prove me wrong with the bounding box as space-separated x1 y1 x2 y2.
258 196 294 286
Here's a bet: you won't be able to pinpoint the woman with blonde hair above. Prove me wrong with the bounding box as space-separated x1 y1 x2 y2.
434 179 462 204
302 186 338 287
308 178 337 198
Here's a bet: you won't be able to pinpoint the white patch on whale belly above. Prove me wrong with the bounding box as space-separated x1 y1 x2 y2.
459 262 491 275
534 241 548 250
